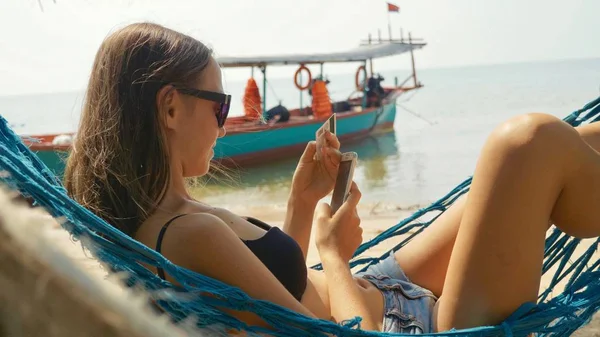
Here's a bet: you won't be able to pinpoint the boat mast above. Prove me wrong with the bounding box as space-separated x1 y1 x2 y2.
408 33 418 87
299 69 303 112
260 65 267 115
367 33 374 77
361 60 368 109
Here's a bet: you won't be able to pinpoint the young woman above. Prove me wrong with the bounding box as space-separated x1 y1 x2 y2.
64 22 600 334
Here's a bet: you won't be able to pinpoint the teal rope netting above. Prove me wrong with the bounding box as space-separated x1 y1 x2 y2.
1 96 600 336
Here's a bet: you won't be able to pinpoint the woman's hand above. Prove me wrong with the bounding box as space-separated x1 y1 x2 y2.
315 182 363 262
290 130 341 205
315 183 379 331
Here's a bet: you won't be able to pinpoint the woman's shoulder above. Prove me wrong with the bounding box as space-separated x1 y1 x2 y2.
156 211 230 236
175 199 238 220
135 208 229 247
149 199 230 228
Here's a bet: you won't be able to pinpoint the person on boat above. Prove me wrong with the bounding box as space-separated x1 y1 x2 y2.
63 22 600 334
366 74 385 107
264 102 290 123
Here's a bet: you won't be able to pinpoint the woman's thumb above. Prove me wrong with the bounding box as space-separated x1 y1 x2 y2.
299 141 317 163
315 202 332 222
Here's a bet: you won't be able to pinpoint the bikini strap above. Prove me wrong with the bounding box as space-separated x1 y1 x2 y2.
156 214 188 280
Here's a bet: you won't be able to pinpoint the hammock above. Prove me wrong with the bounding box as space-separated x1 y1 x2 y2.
2 96 600 337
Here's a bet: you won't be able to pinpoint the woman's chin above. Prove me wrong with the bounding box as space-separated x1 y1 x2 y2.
196 164 211 177
182 161 211 178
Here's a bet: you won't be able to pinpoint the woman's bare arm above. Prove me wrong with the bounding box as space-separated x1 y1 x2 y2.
283 196 317 258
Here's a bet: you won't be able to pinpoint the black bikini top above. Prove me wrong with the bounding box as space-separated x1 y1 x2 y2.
155 214 308 301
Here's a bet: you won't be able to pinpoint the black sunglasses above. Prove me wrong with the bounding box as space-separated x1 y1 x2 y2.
174 86 231 128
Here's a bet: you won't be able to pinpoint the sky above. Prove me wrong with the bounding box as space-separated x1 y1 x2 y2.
1 0 599 95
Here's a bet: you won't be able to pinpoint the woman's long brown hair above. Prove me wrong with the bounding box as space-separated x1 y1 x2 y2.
64 22 212 236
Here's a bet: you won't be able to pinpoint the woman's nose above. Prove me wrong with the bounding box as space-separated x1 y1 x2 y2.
218 126 226 138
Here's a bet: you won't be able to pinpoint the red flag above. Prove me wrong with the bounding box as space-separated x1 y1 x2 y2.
387 2 400 12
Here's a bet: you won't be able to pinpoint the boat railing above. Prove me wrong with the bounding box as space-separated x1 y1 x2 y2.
359 38 425 46
360 30 425 46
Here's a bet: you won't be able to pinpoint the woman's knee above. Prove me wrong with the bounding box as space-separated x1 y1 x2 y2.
486 113 578 157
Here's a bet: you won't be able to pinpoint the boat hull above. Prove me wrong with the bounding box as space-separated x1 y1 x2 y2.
215 102 397 167
24 102 397 177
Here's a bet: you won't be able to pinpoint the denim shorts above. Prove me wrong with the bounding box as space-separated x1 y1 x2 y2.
355 252 438 334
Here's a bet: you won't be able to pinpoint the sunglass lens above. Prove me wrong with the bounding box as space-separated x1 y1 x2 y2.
219 103 230 127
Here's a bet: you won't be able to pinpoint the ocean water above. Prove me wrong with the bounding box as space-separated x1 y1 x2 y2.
2 57 600 208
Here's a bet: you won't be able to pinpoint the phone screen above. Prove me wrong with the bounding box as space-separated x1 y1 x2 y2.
331 159 353 214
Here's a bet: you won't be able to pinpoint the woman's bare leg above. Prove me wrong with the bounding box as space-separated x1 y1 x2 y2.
430 113 600 331
394 195 466 297
395 119 600 299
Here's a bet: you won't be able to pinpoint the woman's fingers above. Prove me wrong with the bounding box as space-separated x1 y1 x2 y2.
324 148 342 174
325 130 341 149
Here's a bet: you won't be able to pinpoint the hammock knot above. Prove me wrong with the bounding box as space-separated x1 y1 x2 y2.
339 317 362 330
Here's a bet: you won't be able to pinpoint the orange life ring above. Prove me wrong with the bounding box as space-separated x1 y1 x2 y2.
294 65 312 91
355 65 367 90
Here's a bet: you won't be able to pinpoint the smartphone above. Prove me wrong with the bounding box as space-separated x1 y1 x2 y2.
315 114 336 160
330 151 358 214
321 113 336 134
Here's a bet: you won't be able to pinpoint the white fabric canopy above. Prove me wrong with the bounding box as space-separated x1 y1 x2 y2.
216 41 426 68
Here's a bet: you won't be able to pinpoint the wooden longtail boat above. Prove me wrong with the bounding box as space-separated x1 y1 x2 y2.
22 34 426 176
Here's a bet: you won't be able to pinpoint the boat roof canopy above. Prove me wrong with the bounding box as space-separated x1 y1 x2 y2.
216 41 426 68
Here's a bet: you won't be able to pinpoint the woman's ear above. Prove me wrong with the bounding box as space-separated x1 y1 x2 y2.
157 85 178 130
